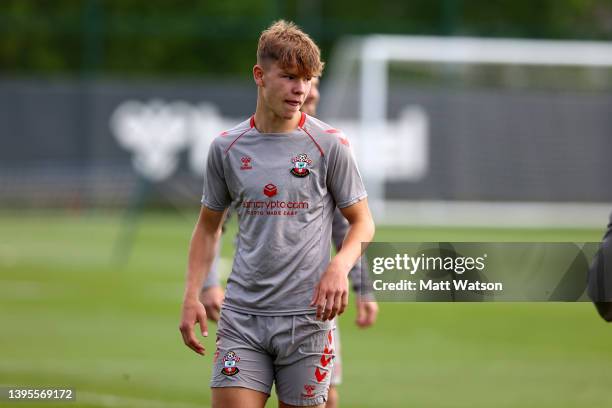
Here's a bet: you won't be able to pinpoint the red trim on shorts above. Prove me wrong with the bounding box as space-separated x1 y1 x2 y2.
224 116 255 154
315 367 328 382
320 352 333 367
313 329 334 383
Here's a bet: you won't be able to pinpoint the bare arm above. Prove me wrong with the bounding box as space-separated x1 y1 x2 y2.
199 216 229 323
201 251 221 289
311 199 375 321
331 208 378 327
179 206 226 355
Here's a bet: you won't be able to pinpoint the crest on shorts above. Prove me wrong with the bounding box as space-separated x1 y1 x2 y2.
290 153 312 177
221 350 240 376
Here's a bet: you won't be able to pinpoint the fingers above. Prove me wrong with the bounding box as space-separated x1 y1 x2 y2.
321 293 336 322
206 303 221 322
332 291 343 320
319 289 348 321
366 303 379 326
204 300 221 322
198 309 209 337
355 300 366 327
310 284 320 307
356 301 379 328
200 286 225 323
339 290 348 316
310 285 324 320
313 271 348 321
179 322 205 355
179 301 209 355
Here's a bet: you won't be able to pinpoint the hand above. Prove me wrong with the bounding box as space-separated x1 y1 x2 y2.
355 297 378 328
310 261 349 321
179 298 208 355
199 285 225 322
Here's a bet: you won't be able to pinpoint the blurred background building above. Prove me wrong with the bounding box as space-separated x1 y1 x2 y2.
2 0 612 226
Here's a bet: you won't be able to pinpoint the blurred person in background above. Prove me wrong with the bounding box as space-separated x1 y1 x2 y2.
588 212 612 321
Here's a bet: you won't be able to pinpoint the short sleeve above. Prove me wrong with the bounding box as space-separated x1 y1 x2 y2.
201 140 231 211
326 136 367 208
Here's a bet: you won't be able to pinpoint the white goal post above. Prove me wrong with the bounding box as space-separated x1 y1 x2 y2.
320 35 612 227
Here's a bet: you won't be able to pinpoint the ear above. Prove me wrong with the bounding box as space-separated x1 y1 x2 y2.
253 64 264 87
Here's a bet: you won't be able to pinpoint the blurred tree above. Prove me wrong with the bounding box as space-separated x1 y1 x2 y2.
0 0 611 78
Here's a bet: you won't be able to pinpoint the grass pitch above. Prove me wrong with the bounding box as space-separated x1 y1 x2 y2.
0 211 610 408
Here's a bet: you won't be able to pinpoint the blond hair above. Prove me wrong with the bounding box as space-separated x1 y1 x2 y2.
257 20 324 78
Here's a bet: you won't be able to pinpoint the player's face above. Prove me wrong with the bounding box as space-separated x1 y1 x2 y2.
301 77 320 116
259 62 312 120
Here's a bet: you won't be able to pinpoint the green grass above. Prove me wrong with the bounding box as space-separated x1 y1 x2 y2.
0 211 610 408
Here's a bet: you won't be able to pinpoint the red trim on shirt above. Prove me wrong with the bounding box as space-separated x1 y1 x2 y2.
325 127 350 146
298 111 306 128
244 112 322 156
299 120 325 157
224 117 255 154
251 112 305 130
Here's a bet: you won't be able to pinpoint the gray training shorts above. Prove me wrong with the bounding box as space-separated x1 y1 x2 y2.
211 308 336 406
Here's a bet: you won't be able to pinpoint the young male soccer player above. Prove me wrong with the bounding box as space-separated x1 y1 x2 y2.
199 76 379 408
179 20 375 408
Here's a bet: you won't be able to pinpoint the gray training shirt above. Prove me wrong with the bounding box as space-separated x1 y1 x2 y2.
203 207 374 298
201 112 367 315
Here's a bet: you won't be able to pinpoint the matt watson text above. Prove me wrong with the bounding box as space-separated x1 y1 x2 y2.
373 279 503 292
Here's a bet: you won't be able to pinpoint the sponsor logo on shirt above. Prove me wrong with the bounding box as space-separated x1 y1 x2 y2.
242 197 309 217
290 153 312 177
263 183 277 197
242 200 308 210
241 184 310 216
240 156 253 170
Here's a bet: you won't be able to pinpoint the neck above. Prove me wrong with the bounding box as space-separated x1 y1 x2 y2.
254 98 301 133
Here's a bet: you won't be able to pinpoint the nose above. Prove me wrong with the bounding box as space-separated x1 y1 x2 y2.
293 78 309 95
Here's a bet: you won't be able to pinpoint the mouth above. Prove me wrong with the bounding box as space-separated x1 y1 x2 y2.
285 100 301 108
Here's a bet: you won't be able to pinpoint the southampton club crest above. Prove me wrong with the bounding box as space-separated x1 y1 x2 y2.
290 153 313 177
221 350 240 376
